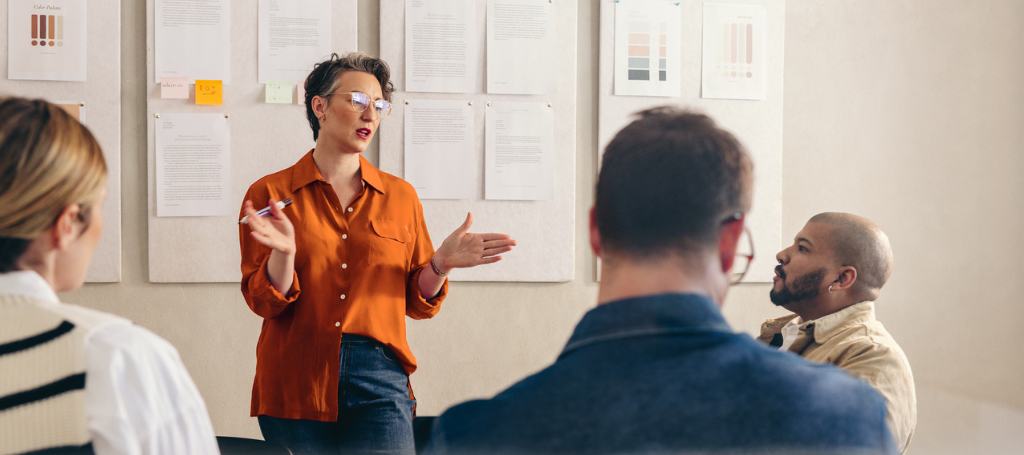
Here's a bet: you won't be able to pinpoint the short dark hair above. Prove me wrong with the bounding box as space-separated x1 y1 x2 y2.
595 107 753 258
304 52 395 141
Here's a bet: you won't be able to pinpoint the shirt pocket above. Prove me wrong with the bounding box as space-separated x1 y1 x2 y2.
368 218 413 268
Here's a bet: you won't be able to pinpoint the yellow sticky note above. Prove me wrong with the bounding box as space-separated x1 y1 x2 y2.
265 81 293 104
195 80 223 105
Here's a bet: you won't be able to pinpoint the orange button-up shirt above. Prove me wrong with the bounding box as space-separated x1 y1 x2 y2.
239 151 448 422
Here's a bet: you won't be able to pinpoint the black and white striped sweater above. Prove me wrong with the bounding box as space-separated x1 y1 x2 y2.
0 295 95 454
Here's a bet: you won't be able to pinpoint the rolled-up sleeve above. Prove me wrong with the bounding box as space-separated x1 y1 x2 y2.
405 199 447 320
239 183 301 319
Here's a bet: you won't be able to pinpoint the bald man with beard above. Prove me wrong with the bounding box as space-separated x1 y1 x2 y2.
759 212 917 454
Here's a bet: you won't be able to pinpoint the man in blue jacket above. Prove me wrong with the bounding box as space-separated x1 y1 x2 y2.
426 107 896 455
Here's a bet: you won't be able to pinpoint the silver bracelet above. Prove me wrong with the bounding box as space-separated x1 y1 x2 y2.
430 257 448 277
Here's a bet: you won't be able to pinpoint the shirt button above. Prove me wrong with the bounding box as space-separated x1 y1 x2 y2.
347 207 353 213
340 294 347 300
334 322 340 328
341 263 348 269
342 234 348 240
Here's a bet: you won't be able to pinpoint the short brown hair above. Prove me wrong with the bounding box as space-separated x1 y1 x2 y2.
0 97 107 272
595 107 753 258
304 52 395 141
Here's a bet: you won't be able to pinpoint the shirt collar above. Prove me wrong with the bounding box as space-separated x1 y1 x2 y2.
358 155 386 194
759 302 876 345
0 270 60 304
760 313 799 339
778 315 813 351
289 150 386 194
783 315 813 330
560 293 732 357
809 301 876 344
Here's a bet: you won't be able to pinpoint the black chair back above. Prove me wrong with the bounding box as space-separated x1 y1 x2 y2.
216 436 290 454
413 416 437 453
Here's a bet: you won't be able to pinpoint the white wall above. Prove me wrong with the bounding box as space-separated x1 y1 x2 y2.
63 0 1024 452
782 2 1024 452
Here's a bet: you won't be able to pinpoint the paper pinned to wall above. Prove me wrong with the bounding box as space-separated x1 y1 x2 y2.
485 102 554 201
155 113 231 217
486 0 554 95
614 0 681 97
405 0 479 93
56 102 84 122
7 0 87 81
295 81 305 105
701 2 767 100
160 77 189 99
55 101 86 124
258 0 331 83
154 0 230 83
264 81 293 103
404 100 477 200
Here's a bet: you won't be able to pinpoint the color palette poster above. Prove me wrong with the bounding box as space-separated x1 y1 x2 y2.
7 0 87 81
614 0 682 97
701 2 766 100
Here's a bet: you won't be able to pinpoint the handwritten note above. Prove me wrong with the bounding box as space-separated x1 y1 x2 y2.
265 81 293 104
195 80 223 105
160 78 190 99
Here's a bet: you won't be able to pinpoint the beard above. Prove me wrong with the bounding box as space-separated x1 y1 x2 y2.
770 268 827 306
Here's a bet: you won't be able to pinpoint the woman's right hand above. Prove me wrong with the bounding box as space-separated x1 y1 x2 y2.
244 199 296 255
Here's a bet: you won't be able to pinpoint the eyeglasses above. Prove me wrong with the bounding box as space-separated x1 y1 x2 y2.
723 212 755 285
326 91 392 116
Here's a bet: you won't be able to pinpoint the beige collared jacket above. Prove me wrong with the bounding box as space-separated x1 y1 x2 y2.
758 301 917 454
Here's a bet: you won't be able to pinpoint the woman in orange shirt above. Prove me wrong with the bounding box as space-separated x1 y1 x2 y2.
239 53 515 455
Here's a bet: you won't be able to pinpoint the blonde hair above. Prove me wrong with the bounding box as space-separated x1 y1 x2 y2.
0 97 107 272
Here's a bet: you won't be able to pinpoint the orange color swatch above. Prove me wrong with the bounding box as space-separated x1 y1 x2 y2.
58 103 81 121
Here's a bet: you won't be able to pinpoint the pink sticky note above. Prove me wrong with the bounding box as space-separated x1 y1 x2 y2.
160 78 189 99
295 81 305 105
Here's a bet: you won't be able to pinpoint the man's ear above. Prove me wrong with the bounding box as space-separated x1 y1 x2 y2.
50 204 82 251
719 219 744 273
588 207 602 259
833 266 858 291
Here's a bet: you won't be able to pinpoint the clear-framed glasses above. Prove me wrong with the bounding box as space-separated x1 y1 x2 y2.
722 212 755 285
328 91 392 117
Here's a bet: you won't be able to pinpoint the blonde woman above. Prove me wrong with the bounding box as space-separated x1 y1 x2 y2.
0 98 219 454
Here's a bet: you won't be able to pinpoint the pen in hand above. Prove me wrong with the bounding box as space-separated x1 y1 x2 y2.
239 198 293 224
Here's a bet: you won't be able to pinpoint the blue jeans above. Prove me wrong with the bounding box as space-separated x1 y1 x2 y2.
258 334 416 455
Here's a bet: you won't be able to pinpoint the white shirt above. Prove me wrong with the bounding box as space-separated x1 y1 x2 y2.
0 271 220 455
778 316 813 352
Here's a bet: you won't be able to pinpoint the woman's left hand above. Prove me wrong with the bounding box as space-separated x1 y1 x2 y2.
434 212 517 272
